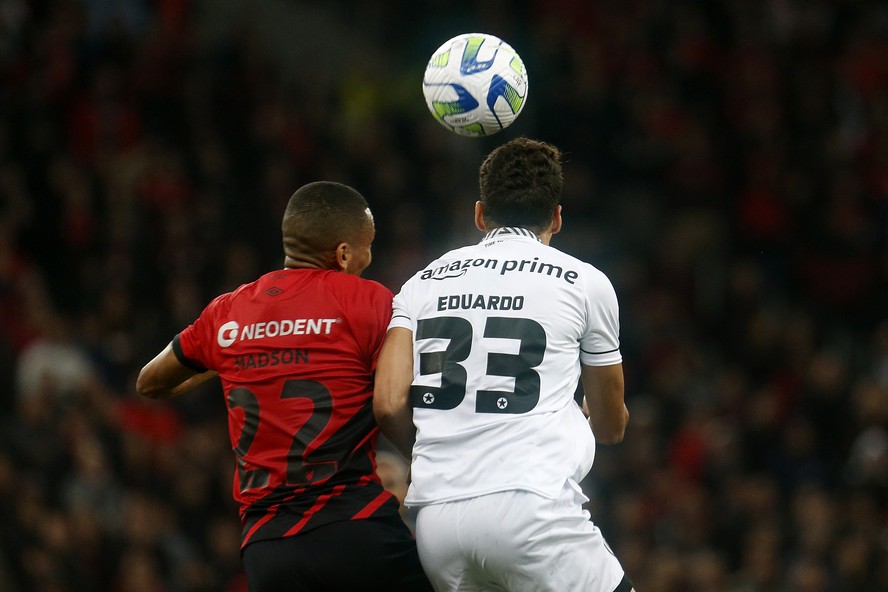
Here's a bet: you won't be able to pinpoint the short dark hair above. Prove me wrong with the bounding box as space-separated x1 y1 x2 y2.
478 137 563 232
282 181 371 255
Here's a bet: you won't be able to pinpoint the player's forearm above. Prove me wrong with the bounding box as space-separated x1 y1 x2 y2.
589 403 629 444
375 403 416 459
170 370 217 396
136 377 179 399
138 370 216 400
137 345 206 400
373 327 418 458
581 363 628 444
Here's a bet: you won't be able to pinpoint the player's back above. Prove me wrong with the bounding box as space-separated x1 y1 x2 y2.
391 228 622 505
176 268 395 546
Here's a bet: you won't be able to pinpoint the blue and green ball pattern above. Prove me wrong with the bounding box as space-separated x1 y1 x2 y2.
422 33 529 137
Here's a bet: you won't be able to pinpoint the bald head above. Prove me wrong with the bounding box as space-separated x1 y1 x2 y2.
282 181 375 273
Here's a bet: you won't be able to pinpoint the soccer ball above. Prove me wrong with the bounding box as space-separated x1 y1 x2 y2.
422 33 528 137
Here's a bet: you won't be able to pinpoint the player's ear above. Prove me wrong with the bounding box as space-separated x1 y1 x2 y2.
550 205 563 235
475 201 487 231
334 242 350 272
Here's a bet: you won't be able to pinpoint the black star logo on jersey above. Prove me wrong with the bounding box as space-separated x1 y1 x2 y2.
423 393 435 404
264 286 284 296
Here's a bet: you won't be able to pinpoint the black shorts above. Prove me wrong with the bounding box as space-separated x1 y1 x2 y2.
241 516 433 592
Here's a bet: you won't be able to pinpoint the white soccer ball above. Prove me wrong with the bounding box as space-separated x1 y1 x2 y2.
422 33 529 137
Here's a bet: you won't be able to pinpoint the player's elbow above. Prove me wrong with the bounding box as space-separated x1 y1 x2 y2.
136 368 170 400
372 392 402 427
372 370 410 426
373 388 416 459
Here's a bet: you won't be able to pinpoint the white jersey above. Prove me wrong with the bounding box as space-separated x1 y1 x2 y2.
389 227 622 506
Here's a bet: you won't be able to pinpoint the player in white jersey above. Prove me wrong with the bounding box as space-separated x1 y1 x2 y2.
375 138 635 592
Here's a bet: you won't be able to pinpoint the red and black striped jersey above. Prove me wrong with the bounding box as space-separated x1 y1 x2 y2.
174 268 399 547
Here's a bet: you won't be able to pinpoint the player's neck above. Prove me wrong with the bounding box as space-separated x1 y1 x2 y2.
486 226 553 245
283 254 338 271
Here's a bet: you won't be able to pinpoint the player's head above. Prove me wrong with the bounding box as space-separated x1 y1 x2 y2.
477 137 563 234
282 181 375 275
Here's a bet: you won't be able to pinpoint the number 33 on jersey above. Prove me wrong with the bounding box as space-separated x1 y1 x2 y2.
389 227 622 505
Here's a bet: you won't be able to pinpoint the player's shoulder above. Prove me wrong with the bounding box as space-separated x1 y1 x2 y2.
214 273 277 309
536 244 617 301
577 259 614 289
546 244 610 278
200 284 243 318
325 270 393 299
317 272 394 321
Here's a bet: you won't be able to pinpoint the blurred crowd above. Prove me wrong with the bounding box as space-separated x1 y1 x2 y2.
1 0 886 591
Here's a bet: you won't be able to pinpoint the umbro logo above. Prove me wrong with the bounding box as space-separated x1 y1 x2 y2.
265 286 284 296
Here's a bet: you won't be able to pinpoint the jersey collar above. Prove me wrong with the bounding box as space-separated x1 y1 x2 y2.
482 227 541 242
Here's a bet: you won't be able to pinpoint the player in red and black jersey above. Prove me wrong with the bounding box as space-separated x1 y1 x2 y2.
137 182 432 591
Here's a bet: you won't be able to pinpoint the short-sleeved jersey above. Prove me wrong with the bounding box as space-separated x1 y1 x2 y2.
389 227 622 506
175 268 399 548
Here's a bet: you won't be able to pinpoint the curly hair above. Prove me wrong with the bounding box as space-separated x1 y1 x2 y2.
478 137 563 232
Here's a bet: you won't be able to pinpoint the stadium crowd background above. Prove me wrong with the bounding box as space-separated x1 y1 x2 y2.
1 0 887 590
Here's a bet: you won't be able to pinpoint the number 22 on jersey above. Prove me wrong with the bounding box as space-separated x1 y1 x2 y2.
228 380 338 494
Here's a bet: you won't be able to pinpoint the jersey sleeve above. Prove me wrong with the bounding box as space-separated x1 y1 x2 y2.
579 267 622 366
347 280 394 370
387 284 414 332
368 283 394 369
175 292 230 372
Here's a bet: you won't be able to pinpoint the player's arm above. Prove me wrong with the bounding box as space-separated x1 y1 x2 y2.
581 363 628 444
373 327 416 459
136 342 216 399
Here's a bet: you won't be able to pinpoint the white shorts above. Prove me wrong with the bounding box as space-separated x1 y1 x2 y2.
414 483 627 592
